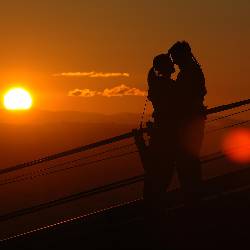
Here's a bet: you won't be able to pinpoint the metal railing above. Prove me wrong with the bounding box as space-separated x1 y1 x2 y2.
1 98 249 176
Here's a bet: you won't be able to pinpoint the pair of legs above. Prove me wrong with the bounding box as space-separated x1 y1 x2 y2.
143 153 202 214
143 116 205 214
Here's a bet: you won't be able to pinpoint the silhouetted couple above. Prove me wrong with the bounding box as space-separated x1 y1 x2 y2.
143 41 207 245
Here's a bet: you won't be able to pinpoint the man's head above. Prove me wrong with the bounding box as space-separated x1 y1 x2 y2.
169 41 192 66
153 53 175 76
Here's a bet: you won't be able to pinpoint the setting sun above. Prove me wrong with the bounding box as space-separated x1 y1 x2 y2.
3 88 33 110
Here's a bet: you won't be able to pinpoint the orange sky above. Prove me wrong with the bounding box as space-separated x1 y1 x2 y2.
0 0 249 114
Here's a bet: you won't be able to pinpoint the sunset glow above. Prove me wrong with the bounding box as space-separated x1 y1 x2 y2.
4 88 33 110
222 128 250 164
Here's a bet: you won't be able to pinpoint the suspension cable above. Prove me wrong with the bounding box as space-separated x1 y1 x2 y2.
0 131 135 176
0 143 135 185
139 97 148 128
0 150 138 187
206 107 250 123
206 119 250 133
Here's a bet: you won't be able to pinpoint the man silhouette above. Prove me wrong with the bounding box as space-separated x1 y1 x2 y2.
168 41 207 210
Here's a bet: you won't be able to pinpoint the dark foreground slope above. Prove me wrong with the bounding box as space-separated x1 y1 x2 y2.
2 165 250 250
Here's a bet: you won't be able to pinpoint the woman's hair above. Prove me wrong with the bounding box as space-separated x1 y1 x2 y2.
169 41 201 68
147 67 157 84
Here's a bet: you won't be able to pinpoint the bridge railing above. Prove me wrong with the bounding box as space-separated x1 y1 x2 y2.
0 98 249 176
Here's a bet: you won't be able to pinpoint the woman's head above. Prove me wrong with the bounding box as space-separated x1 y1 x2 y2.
169 41 194 66
153 53 175 76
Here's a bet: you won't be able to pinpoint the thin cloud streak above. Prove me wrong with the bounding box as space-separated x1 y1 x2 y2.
54 71 130 78
68 84 146 98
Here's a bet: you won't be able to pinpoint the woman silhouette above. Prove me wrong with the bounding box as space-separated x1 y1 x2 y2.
143 54 177 239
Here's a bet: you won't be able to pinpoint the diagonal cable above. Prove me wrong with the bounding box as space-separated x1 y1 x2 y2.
0 143 135 185
206 120 250 133
0 150 138 187
206 108 250 123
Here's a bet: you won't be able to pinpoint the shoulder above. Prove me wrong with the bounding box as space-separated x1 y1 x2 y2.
183 64 205 82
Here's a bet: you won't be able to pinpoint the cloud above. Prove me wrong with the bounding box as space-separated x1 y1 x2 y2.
102 84 146 97
68 88 98 97
68 84 147 98
54 71 130 78
90 72 130 78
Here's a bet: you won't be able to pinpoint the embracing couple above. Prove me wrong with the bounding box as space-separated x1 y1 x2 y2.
143 41 207 225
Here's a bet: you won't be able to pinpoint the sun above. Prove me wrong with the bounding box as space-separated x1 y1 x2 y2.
4 88 33 110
